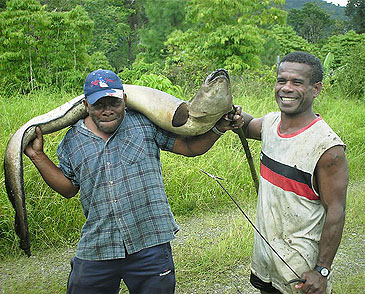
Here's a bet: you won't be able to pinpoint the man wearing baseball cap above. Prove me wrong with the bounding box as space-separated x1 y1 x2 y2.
25 69 244 294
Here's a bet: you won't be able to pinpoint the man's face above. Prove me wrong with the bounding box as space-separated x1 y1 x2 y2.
275 62 322 116
85 96 126 134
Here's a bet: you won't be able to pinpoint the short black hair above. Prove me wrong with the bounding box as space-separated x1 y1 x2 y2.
278 51 323 84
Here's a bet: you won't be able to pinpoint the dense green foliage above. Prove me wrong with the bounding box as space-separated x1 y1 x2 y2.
82 0 132 71
138 0 187 64
283 0 347 19
0 0 364 99
318 30 365 100
287 2 334 43
0 0 93 95
346 0 365 33
164 0 286 78
271 24 313 56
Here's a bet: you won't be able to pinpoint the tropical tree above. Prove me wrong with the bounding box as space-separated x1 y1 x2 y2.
40 0 139 72
332 40 364 99
270 25 314 57
163 0 286 85
0 0 50 93
346 0 365 33
0 0 6 10
287 2 334 43
81 0 132 72
318 30 365 69
45 6 94 88
0 0 93 95
40 0 80 11
138 0 187 63
318 30 365 99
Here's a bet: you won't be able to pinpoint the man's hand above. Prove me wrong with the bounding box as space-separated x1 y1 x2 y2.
23 125 79 198
172 105 245 156
215 105 244 132
24 126 44 160
295 270 327 294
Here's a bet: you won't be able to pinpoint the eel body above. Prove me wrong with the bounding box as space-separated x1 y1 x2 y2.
4 69 232 256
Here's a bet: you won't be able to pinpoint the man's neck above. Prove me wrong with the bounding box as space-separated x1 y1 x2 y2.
279 112 317 135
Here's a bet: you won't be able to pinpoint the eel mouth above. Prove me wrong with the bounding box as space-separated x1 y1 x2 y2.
205 69 229 85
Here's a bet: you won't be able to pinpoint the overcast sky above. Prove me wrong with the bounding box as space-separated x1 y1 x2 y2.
324 0 348 6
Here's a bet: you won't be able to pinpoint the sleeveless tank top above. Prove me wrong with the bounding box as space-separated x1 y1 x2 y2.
251 112 344 294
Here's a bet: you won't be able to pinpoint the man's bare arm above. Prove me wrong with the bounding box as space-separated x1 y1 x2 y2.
242 112 263 141
25 127 79 198
172 105 244 156
296 145 348 294
316 145 348 268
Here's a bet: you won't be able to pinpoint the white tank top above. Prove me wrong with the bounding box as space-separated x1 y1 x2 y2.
251 112 344 294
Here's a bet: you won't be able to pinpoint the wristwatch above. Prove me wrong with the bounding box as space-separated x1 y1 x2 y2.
314 265 330 278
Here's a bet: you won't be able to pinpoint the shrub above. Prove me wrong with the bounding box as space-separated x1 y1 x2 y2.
330 41 365 100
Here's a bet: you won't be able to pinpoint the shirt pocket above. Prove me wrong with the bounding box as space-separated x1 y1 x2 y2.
117 130 146 165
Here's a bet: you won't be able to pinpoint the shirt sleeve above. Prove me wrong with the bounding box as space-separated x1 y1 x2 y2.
150 122 176 152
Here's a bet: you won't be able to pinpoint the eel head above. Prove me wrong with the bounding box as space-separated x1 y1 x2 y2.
187 69 233 121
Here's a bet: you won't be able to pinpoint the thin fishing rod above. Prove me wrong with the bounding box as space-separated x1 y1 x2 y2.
200 169 305 286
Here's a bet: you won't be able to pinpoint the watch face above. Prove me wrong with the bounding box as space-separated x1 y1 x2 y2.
321 268 329 276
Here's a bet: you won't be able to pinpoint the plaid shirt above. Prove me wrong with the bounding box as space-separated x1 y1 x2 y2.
57 110 178 260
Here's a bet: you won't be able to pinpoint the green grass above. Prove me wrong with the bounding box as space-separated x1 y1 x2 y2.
313 94 365 181
0 192 363 293
0 89 83 256
0 82 364 293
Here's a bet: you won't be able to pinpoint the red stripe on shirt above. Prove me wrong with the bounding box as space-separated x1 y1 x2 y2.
260 162 319 200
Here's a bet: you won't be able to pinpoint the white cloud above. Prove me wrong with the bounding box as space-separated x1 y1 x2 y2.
324 0 348 6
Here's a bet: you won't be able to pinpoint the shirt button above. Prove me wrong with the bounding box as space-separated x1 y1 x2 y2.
110 181 113 185
114 199 118 203
107 162 111 166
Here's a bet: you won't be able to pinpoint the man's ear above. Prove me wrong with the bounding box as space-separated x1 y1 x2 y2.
313 82 322 98
124 93 127 103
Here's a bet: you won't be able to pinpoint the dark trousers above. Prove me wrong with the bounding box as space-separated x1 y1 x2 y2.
67 242 176 294
250 272 282 294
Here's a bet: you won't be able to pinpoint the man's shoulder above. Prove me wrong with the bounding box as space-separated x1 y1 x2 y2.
59 119 85 146
126 108 146 118
63 119 83 135
125 109 155 127
314 117 345 147
264 112 280 119
262 112 280 127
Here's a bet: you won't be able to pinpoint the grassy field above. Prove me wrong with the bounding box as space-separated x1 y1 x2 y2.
0 81 364 293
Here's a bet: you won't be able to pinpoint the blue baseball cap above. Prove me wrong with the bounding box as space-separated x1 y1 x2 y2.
84 69 124 104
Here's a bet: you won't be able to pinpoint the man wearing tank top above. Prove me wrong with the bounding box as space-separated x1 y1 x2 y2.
240 51 348 294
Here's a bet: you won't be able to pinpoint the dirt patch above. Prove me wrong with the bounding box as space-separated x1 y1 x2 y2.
0 182 364 294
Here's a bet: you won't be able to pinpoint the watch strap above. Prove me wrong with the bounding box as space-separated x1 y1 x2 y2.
314 265 330 277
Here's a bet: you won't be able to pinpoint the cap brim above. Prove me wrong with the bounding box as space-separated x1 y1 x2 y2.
86 89 124 104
